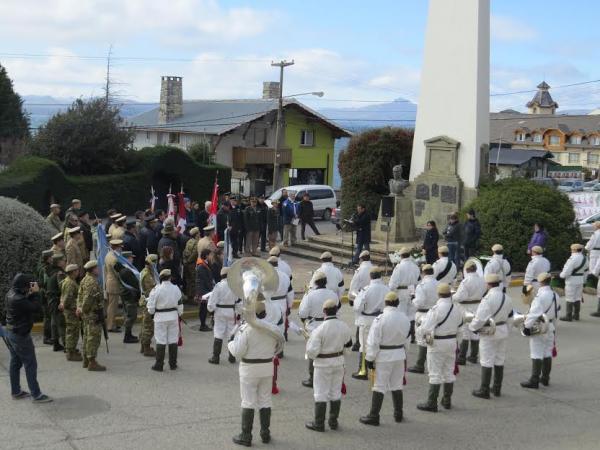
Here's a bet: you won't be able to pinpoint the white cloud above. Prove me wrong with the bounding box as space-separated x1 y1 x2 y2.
491 14 538 42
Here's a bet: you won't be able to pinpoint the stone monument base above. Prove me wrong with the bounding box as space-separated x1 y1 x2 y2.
373 196 417 243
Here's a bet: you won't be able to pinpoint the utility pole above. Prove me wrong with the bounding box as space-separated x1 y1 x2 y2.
104 44 113 106
271 59 294 191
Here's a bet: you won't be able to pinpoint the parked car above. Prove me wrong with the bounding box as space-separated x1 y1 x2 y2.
592 183 600 191
267 184 337 220
583 180 598 191
531 177 558 188
579 212 600 240
558 179 584 192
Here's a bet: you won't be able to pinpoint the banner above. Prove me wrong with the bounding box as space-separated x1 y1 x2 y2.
209 178 219 244
177 190 187 234
568 192 600 220
97 224 109 294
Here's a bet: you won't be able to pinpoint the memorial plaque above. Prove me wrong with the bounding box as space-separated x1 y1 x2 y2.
415 184 430 200
432 183 439 197
441 185 457 204
414 201 425 217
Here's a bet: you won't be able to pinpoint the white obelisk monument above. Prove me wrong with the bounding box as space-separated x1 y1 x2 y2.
408 0 490 228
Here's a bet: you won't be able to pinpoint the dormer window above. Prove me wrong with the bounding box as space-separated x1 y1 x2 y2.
593 136 600 146
549 135 560 145
516 132 527 142
570 135 582 145
533 134 542 143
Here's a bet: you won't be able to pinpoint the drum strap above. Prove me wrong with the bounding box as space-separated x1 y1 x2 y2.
490 294 506 321
436 259 453 281
435 304 454 329
544 293 557 319
572 257 587 276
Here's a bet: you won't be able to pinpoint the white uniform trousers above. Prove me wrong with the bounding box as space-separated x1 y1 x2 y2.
426 340 456 384
313 365 344 402
154 319 179 345
414 311 428 346
373 360 404 393
565 283 583 303
268 299 287 333
479 335 508 368
240 375 272 409
529 330 555 359
358 324 372 353
213 315 236 340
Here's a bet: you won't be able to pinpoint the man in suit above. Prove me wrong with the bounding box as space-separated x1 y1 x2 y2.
352 203 371 264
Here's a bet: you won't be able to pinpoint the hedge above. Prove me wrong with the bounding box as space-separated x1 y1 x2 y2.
463 178 580 272
0 146 230 215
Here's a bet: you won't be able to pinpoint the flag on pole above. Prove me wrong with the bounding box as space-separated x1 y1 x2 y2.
167 184 176 221
96 224 110 295
209 176 219 244
177 187 187 234
149 186 158 213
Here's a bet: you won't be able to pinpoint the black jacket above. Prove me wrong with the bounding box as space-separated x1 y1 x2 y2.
115 263 141 304
256 203 268 231
140 224 159 255
216 208 229 241
267 207 280 233
299 200 315 222
463 219 481 247
196 209 210 235
443 221 462 243
243 206 261 232
423 228 439 251
229 206 244 231
159 259 182 287
195 262 214 297
157 236 182 268
4 289 41 335
123 231 144 270
354 211 371 242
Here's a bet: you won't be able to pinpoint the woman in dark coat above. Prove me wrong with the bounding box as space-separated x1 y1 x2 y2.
159 246 182 288
422 220 439 264
195 248 215 332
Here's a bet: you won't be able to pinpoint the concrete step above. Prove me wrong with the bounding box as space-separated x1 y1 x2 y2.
291 240 389 266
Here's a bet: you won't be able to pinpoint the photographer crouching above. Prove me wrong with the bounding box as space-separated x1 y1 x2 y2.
1 273 53 403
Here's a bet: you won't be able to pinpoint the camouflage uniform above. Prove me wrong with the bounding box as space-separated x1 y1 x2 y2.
46 266 66 349
60 276 81 355
139 266 157 354
66 238 84 275
37 259 52 343
78 273 104 360
183 236 199 300
46 213 63 234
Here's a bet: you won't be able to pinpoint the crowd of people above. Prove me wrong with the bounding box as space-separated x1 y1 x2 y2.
2 195 600 448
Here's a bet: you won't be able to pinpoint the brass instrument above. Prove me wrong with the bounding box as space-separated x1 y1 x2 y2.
463 257 484 277
463 311 496 335
521 284 535 305
227 257 285 354
512 312 549 337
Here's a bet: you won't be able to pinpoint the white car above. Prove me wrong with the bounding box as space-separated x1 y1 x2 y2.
579 212 600 240
267 184 337 220
558 180 584 192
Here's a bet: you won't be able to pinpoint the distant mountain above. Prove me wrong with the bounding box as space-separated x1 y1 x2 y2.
317 97 417 132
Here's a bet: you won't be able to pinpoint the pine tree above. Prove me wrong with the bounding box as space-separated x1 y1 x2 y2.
0 64 30 140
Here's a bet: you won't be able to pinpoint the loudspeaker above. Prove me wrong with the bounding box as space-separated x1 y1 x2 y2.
253 179 266 197
381 196 395 218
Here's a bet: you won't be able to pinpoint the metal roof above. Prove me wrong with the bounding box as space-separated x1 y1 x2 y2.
126 98 350 138
526 81 558 109
490 112 600 141
489 147 554 166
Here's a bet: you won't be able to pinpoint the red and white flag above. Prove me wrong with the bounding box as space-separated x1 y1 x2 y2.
177 188 187 234
167 185 176 221
209 177 219 244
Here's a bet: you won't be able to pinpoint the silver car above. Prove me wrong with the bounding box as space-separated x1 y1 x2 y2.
579 212 600 240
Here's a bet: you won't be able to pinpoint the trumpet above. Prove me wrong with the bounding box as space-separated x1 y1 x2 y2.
512 312 549 337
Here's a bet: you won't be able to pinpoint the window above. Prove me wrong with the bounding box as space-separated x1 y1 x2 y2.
568 152 580 163
308 188 334 200
570 135 582 145
146 131 150 139
168 132 180 144
549 135 560 145
533 134 542 143
589 153 599 165
593 136 600 146
300 129 315 146
515 132 526 142
254 128 267 146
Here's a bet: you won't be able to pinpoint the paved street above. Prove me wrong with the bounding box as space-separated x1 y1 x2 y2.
2 255 600 450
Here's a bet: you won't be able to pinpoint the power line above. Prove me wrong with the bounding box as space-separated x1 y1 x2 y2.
0 52 272 63
491 79 600 97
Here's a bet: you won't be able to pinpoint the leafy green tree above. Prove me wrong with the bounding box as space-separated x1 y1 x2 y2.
31 98 134 175
0 64 30 140
188 142 214 165
463 178 580 271
338 127 413 218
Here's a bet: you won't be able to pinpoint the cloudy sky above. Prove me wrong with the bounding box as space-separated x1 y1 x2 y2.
1 0 599 112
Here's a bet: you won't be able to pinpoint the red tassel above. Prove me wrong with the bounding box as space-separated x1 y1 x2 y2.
454 345 460 376
341 381 347 395
272 356 280 395
552 336 558 358
177 317 183 347
403 360 407 386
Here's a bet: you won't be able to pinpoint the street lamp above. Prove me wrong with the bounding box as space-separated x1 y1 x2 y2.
492 119 525 177
284 91 325 98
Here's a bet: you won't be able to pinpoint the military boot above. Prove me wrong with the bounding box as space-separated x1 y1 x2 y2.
152 344 165 372
66 350 83 362
208 338 223 365
457 340 469 365
472 366 492 399
82 354 89 369
140 343 144 354
467 340 480 364
228 352 236 363
359 391 384 426
416 384 440 412
328 400 341 430
407 345 427 374
541 357 552 386
391 390 403 422
259 408 271 443
521 359 542 389
168 343 178 370
232 408 254 447
143 344 156 357
87 358 106 372
123 331 139 344
302 360 314 387
573 301 581 321
305 402 327 432
560 302 573 322
441 383 454 409
53 341 64 352
351 353 368 380
591 299 600 317
351 327 360 351
492 365 504 397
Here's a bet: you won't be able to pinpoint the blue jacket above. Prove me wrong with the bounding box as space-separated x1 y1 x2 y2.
282 199 298 225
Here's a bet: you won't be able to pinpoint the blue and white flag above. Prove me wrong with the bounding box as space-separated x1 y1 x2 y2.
97 224 110 293
223 228 233 267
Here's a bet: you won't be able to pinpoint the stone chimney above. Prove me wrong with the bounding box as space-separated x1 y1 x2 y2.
262 81 280 100
158 76 183 124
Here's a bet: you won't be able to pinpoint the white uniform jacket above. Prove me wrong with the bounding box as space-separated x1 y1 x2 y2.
146 281 183 322
469 286 514 337
366 306 410 363
353 279 390 326
389 258 420 317
298 287 340 333
310 262 345 298
560 253 588 286
207 279 240 320
417 297 464 350
433 256 457 284
524 285 558 331
453 272 487 312
484 255 512 289
306 317 352 368
413 275 438 316
266 268 294 328
349 261 373 299
228 320 283 377
278 258 292 280
524 255 551 286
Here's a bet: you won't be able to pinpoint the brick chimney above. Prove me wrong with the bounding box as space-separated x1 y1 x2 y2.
158 76 183 124
262 81 280 99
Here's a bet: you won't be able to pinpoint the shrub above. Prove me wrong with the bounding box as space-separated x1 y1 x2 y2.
338 127 413 218
0 197 54 303
463 178 580 271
